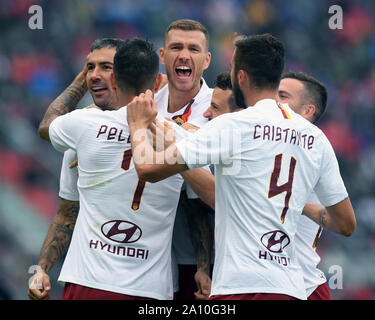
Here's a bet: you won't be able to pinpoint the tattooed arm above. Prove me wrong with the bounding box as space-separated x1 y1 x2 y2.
302 202 327 227
38 65 88 142
28 197 79 300
38 197 79 272
180 193 213 300
303 197 356 236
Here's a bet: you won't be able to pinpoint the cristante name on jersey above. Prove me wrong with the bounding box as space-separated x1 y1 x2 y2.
253 124 315 150
89 239 149 260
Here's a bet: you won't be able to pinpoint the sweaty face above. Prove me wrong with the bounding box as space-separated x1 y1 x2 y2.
160 29 211 93
86 48 119 110
277 78 305 114
203 88 233 120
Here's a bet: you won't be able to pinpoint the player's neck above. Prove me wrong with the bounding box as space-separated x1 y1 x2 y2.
118 91 137 108
246 89 278 107
167 82 201 113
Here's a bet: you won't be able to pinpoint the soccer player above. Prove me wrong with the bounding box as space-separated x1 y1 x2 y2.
278 71 332 299
203 72 243 120
156 19 214 300
126 34 356 300
157 19 212 127
36 38 185 300
197 71 335 300
28 38 126 300
30 19 213 299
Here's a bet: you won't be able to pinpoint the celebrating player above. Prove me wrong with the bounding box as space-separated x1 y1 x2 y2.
28 38 126 300
204 72 243 120
156 19 214 300
194 70 337 300
126 34 356 300
35 38 187 300
278 71 332 299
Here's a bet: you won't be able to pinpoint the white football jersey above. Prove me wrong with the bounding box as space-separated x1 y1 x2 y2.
59 149 79 201
49 107 184 300
295 192 327 297
176 99 348 300
155 78 212 128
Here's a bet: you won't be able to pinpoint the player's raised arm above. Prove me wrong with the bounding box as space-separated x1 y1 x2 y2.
127 90 188 182
38 62 88 141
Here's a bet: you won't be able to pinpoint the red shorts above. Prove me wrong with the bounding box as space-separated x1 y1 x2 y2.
208 293 298 300
308 283 332 300
61 282 155 300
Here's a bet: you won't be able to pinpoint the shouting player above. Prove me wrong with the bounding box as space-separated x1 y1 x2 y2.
156 19 214 300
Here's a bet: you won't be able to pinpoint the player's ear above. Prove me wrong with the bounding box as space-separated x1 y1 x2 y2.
203 51 211 71
238 69 248 87
154 73 163 92
304 104 316 122
159 48 166 66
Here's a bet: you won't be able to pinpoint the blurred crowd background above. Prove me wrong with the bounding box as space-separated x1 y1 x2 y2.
0 0 374 300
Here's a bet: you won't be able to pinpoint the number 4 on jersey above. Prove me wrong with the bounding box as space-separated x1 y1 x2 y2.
268 154 297 224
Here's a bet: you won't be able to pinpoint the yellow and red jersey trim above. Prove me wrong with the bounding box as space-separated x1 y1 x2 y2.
171 99 194 126
277 102 291 119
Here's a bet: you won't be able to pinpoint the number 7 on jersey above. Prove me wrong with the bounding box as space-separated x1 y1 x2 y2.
121 149 146 211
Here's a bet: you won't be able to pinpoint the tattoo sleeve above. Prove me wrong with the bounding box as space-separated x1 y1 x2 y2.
38 197 79 273
38 75 87 141
181 192 213 276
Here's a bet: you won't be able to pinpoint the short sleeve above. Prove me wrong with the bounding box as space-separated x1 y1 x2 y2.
314 136 348 206
49 110 86 152
59 149 79 201
175 114 235 170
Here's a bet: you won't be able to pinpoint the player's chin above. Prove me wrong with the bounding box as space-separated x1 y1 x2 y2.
93 98 111 110
172 79 197 92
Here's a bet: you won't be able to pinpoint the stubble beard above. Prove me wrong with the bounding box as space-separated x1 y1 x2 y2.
232 79 247 109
